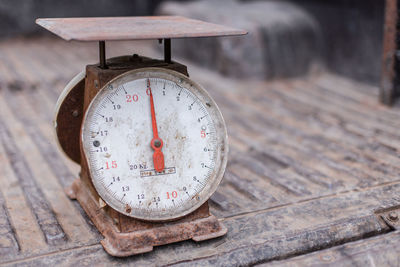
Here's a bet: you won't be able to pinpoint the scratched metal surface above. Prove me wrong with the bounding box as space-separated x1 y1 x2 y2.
0 37 400 266
36 16 247 41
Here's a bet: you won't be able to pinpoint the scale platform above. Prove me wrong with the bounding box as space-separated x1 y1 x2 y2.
36 16 247 41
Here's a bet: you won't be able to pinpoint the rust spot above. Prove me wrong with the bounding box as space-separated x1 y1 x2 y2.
99 198 107 208
125 204 132 213
206 102 211 107
192 194 200 201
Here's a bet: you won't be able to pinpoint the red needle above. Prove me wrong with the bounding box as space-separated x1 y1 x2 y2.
148 79 165 172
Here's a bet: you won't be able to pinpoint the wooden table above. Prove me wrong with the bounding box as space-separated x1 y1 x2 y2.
0 37 399 266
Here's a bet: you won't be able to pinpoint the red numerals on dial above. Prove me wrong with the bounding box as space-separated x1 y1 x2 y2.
105 161 117 169
146 88 151 96
201 130 206 138
126 94 139 102
166 191 178 199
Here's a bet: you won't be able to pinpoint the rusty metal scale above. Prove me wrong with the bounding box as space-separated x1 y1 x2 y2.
36 16 246 256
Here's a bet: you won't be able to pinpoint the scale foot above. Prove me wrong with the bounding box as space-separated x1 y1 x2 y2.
192 223 227 242
64 185 77 200
101 238 153 257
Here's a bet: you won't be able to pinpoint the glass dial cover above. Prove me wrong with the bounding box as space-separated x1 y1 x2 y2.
81 68 228 221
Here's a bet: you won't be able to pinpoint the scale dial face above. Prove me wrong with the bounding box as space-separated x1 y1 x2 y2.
82 68 228 221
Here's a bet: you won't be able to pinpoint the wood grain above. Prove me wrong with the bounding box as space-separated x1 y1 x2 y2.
0 36 399 265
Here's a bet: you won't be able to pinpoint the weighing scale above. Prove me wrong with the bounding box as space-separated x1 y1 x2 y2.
36 16 246 256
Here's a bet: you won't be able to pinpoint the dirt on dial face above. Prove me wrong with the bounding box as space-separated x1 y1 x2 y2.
82 69 228 221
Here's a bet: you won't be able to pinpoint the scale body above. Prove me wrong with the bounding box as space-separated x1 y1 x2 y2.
36 16 246 256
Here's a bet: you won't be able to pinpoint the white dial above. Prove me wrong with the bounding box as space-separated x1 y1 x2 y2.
82 68 228 221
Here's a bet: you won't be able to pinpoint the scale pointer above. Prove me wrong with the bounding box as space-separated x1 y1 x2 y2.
148 79 165 172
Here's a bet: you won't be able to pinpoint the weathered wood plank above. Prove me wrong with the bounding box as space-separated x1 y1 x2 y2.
4 181 399 266
272 81 400 146
225 112 356 192
321 72 379 97
0 188 19 256
265 230 400 267
0 93 98 247
7 89 76 187
1 37 400 265
228 164 287 203
2 44 40 86
0 142 47 254
217 81 400 186
0 119 66 246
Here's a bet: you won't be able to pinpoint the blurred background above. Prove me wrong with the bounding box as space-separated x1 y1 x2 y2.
0 0 386 86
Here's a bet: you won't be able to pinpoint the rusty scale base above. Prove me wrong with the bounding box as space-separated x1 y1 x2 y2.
67 179 227 256
58 55 227 256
